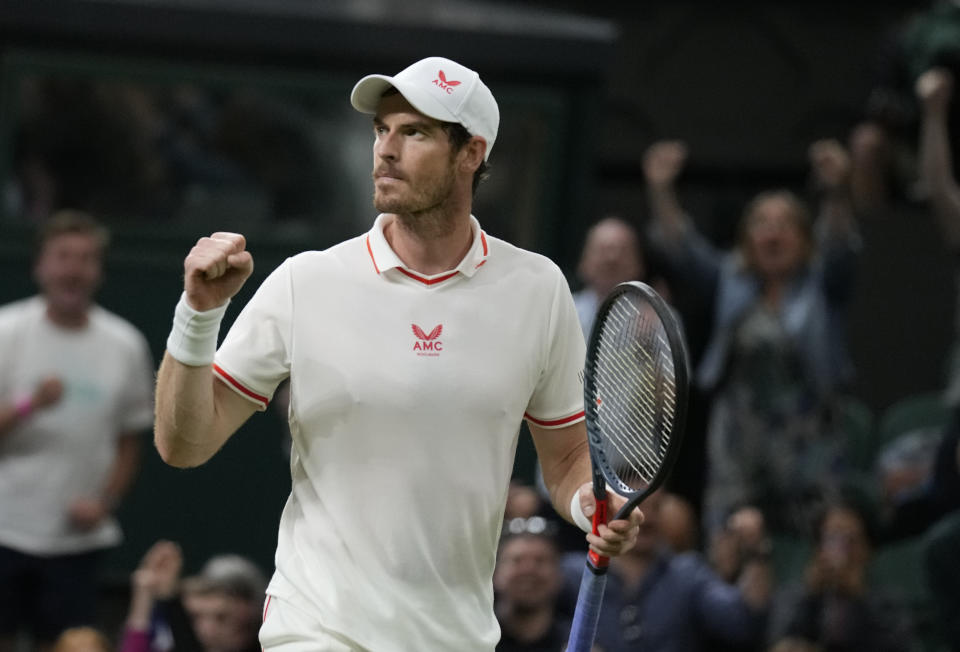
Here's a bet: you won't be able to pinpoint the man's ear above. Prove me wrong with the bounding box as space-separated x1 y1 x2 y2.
459 136 487 172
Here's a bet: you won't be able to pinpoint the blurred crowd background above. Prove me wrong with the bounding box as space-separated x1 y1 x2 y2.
1 1 960 651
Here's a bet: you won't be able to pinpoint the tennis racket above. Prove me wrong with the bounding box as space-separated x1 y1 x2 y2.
566 281 689 652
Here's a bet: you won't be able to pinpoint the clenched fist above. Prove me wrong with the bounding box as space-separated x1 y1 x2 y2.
916 67 953 116
643 140 688 189
808 139 851 192
184 232 254 311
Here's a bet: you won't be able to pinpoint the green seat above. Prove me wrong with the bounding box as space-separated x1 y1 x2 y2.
835 395 877 471
870 535 931 606
870 535 944 652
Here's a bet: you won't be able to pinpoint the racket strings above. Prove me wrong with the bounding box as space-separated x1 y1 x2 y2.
588 296 677 492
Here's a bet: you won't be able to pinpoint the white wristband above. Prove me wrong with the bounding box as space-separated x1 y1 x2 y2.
166 292 229 367
570 488 593 533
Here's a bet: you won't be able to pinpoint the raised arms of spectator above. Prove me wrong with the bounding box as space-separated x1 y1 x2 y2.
119 540 207 652
644 140 690 240
916 68 960 249
808 139 861 305
642 140 722 297
809 139 857 241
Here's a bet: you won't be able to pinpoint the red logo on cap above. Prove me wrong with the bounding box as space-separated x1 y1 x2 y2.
433 70 461 95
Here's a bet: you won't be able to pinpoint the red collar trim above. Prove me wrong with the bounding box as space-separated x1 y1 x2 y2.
396 268 460 285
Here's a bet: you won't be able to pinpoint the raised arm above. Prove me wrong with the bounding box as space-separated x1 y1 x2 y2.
643 140 722 297
643 140 690 241
916 68 960 249
809 138 857 240
154 232 258 468
807 138 863 306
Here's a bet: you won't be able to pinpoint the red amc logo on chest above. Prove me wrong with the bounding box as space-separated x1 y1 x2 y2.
412 324 443 356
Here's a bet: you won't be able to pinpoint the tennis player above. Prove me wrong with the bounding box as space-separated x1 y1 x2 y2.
154 56 642 651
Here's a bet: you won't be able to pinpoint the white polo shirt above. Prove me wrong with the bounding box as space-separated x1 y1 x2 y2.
0 297 154 555
214 214 586 651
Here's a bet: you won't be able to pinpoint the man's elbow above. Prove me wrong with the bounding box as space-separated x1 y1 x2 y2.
153 428 209 468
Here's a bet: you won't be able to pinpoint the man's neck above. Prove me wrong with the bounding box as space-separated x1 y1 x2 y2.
45 303 89 330
384 210 474 276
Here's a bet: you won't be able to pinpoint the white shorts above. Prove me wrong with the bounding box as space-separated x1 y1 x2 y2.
260 593 367 651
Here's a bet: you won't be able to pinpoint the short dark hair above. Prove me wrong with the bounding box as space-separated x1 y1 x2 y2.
441 121 490 196
36 209 110 255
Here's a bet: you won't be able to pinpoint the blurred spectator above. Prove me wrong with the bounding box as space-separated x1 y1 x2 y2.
181 555 265 652
643 139 861 538
572 216 647 339
120 541 265 652
709 505 771 586
917 67 960 250
879 68 960 543
505 480 545 521
51 627 112 652
0 211 154 652
120 540 182 652
875 424 945 533
568 215 709 517
767 496 916 652
856 0 960 209
494 519 569 651
562 490 771 652
914 65 960 652
659 492 700 554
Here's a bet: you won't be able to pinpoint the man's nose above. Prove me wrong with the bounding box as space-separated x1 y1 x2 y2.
375 132 399 160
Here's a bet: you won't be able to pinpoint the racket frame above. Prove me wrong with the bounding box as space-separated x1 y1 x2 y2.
582 281 689 565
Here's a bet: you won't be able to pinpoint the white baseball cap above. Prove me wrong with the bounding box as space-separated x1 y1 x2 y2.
350 56 499 160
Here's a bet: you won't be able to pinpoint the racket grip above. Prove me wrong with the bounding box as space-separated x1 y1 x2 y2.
566 561 609 652
587 496 610 569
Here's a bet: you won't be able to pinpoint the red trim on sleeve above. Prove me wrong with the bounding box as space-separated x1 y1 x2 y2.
365 235 381 275
213 364 270 406
524 410 585 427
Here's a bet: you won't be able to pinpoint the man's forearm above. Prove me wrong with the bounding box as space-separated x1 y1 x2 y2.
154 352 228 468
553 450 592 525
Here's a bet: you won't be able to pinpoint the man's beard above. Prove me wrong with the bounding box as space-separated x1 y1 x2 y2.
373 162 459 239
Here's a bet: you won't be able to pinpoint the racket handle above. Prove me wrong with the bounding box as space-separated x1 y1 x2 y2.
566 561 609 652
587 496 610 569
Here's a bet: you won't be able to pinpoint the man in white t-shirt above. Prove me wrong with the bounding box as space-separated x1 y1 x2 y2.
154 56 643 651
0 211 155 650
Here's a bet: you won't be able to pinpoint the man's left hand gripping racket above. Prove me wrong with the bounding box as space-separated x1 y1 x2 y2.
566 281 689 652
